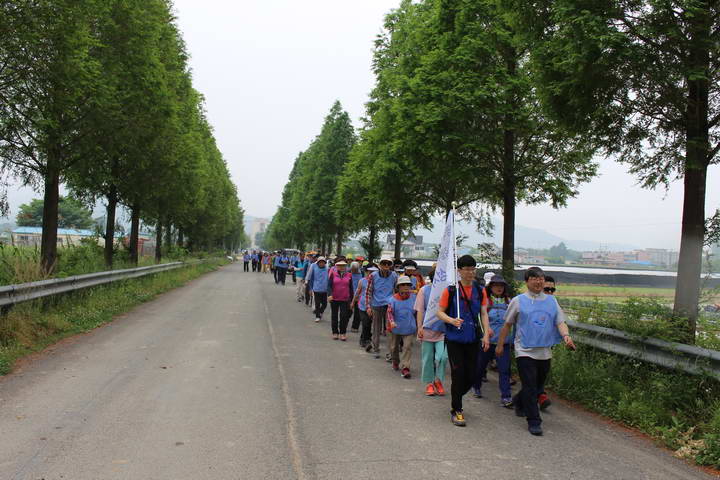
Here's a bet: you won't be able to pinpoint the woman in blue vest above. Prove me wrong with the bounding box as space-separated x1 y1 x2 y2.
437 255 492 427
349 262 364 332
306 257 330 322
352 264 377 350
365 257 398 359
472 274 514 407
496 267 576 436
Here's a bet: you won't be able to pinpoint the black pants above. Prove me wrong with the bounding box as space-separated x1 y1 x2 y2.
273 267 278 283
292 271 297 284
277 267 288 285
243 261 249 272
313 292 328 319
350 305 362 330
330 300 350 335
359 310 371 346
251 260 258 272
446 340 479 412
515 357 551 427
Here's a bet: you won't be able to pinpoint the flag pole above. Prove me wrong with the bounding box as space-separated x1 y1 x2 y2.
452 202 460 320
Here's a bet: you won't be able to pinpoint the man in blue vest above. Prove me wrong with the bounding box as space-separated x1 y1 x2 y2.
496 266 576 436
365 257 398 359
306 257 330 322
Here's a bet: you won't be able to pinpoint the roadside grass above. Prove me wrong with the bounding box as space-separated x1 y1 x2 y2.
0 259 227 376
549 345 720 468
549 296 720 468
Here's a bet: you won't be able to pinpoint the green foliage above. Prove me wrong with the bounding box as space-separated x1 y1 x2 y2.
16 197 95 229
549 344 720 467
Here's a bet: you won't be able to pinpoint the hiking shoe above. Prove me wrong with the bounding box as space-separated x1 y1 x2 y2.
434 380 446 396
539 393 552 410
501 397 514 408
514 399 526 417
472 387 483 398
315 317 320 323
401 368 411 379
365 343 373 353
528 424 543 436
392 361 399 371
451 410 466 427
332 334 339 340
339 335 347 341
425 383 436 396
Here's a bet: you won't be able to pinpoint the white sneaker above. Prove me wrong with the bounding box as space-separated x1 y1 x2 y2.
315 317 320 323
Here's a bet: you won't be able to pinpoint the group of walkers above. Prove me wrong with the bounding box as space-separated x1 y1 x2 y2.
246 249 575 436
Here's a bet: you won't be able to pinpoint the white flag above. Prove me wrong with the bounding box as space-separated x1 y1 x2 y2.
423 210 457 329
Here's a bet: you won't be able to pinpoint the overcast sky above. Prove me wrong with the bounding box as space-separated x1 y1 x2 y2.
3 0 718 251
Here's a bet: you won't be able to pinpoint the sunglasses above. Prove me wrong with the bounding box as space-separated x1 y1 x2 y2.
544 287 556 293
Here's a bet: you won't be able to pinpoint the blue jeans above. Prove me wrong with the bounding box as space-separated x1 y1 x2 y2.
473 343 512 399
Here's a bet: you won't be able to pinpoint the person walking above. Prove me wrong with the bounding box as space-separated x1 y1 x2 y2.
306 257 329 322
243 252 250 272
437 255 491 427
472 274 514 407
496 267 576 436
415 268 448 397
387 276 417 378
402 259 425 293
327 260 353 340
365 257 398 359
276 251 290 285
352 264 377 350
349 262 364 332
293 253 309 303
262 253 270 273
537 275 557 410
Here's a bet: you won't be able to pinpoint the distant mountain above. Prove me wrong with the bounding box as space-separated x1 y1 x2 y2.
412 217 639 252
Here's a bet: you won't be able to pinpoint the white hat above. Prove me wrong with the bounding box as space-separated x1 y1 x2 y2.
366 266 379 272
379 256 393 264
396 275 412 285
317 256 327 263
335 260 347 266
483 272 494 283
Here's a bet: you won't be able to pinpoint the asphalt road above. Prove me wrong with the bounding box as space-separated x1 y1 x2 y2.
0 263 715 480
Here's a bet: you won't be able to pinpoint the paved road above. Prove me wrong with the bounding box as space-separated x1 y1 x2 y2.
0 263 714 480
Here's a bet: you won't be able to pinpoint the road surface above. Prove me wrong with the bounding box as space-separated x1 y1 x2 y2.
0 263 714 479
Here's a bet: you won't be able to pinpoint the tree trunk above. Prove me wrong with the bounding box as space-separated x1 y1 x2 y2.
336 230 343 257
368 224 378 262
40 162 60 274
394 215 402 260
155 221 162 264
501 122 516 286
164 221 172 250
177 228 184 248
674 6 711 342
104 186 118 269
129 206 140 265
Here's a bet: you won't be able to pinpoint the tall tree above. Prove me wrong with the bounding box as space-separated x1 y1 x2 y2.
16 197 94 229
0 0 110 271
510 0 720 338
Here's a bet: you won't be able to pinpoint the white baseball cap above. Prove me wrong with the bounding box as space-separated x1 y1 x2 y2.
396 275 412 285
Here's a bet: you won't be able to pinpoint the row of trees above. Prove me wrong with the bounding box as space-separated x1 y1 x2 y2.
268 0 720 339
0 0 245 272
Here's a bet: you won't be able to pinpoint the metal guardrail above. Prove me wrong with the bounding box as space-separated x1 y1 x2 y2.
0 260 208 308
568 319 720 380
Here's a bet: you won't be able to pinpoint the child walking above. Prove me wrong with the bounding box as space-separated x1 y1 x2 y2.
473 274 514 407
387 276 417 379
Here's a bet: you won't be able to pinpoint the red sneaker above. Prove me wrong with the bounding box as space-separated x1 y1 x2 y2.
425 383 436 396
392 361 399 371
538 393 552 410
434 380 446 396
401 367 411 379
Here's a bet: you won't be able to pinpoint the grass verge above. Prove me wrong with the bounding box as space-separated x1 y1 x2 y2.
549 345 720 468
0 259 227 376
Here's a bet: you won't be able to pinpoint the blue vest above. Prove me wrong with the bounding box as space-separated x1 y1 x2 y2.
351 273 363 295
358 278 369 311
278 256 289 268
294 260 308 278
517 294 562 348
389 294 417 335
487 297 512 344
309 264 329 292
445 282 483 344
370 271 397 307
